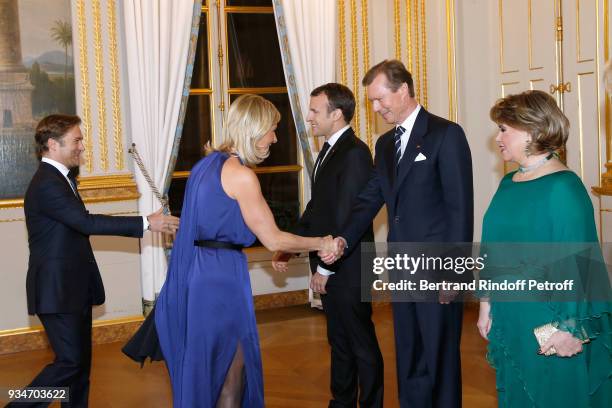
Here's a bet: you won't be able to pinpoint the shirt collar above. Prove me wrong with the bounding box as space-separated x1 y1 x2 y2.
397 104 421 132
325 124 350 148
41 157 70 178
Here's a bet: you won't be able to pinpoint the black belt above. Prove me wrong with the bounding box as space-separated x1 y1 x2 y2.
194 240 243 251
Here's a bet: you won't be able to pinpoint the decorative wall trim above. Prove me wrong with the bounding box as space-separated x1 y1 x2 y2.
0 291 308 355
76 0 93 172
361 0 373 150
107 0 124 170
92 0 109 171
78 174 140 203
350 0 360 134
339 0 348 85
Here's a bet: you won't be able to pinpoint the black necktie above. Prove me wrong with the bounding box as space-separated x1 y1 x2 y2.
68 172 82 201
394 125 406 171
313 142 331 181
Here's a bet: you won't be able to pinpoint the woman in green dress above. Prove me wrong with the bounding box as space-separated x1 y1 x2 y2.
477 90 611 407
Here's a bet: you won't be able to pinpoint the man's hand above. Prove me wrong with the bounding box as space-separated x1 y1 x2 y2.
310 272 329 294
318 237 346 265
272 251 292 272
147 208 179 234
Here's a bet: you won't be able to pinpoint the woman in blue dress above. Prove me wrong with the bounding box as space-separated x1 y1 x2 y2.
155 94 336 407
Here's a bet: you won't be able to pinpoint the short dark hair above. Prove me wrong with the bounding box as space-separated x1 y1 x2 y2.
362 59 415 97
489 90 569 153
310 83 356 123
34 114 81 159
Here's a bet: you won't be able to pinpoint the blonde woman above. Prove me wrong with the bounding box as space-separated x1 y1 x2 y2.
153 94 335 407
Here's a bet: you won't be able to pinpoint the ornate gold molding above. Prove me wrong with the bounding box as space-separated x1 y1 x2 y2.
339 0 347 85
76 0 93 172
414 0 421 100
394 0 401 59
92 0 109 171
407 0 413 72
420 0 427 108
350 0 360 133
0 175 140 209
107 0 124 170
77 174 140 203
361 0 372 150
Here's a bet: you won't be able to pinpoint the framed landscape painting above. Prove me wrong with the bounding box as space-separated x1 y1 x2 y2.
0 0 76 203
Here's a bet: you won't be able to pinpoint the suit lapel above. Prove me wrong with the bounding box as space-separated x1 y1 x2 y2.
313 128 353 186
383 130 396 186
41 162 84 205
393 108 429 196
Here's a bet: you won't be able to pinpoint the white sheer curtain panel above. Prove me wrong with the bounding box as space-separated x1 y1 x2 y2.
280 0 336 154
122 0 195 303
276 0 336 308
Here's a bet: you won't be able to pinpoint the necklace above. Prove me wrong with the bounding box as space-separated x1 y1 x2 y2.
518 153 554 173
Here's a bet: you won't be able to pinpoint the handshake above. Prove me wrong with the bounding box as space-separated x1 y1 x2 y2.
271 235 346 273
318 235 347 264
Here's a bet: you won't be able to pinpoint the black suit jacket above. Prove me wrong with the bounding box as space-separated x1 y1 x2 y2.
24 162 144 315
293 128 374 288
342 108 473 247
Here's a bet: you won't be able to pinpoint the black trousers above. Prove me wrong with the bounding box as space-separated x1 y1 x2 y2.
6 307 93 408
321 286 384 408
392 302 463 408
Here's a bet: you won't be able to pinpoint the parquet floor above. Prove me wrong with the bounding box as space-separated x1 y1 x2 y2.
0 304 497 407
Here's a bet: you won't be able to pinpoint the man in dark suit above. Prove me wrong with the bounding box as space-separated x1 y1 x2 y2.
272 84 383 407
12 114 179 407
325 60 473 408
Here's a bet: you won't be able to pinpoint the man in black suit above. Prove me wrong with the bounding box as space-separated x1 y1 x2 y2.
272 84 383 408
325 60 474 408
12 114 179 407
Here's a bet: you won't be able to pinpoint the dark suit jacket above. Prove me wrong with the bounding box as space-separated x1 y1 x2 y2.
24 162 144 315
342 108 473 247
293 128 374 288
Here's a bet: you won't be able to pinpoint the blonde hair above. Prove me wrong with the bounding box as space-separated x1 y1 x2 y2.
214 94 280 166
489 90 569 154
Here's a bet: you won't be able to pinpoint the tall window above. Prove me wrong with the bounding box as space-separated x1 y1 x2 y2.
168 0 301 245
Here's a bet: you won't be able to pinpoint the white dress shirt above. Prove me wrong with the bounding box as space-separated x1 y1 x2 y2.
41 157 149 231
397 104 421 160
315 125 350 277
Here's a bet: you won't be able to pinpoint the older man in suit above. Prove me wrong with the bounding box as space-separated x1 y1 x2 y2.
273 83 383 407
325 60 473 408
13 114 178 407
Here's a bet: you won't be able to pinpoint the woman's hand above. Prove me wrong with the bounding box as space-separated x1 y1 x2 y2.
477 301 492 340
540 330 583 357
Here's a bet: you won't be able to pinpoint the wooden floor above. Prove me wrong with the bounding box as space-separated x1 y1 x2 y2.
0 304 497 407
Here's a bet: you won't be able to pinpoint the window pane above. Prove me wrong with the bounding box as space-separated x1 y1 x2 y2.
191 13 210 89
230 93 297 166
176 95 212 171
256 171 300 243
226 13 285 88
168 178 187 217
226 0 272 6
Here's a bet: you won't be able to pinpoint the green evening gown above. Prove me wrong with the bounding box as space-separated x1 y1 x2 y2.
481 170 611 407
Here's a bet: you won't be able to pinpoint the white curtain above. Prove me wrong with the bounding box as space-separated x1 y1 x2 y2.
279 0 336 155
275 0 336 307
122 0 195 302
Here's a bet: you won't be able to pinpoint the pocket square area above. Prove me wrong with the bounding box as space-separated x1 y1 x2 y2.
415 152 427 162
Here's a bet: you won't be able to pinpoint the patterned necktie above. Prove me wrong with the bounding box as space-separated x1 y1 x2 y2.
313 142 331 181
394 125 406 170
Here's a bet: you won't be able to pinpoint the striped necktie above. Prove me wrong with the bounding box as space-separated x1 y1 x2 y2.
394 125 406 170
